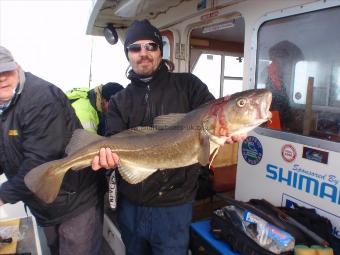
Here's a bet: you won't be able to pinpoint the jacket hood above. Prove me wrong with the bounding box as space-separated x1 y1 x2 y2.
66 87 89 100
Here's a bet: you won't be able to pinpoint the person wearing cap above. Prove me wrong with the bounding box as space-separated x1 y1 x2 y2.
0 45 105 255
266 40 303 128
66 82 124 135
98 82 124 136
101 82 124 113
91 19 246 255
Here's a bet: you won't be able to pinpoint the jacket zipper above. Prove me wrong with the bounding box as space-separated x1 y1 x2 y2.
143 84 152 124
144 84 150 103
140 84 151 198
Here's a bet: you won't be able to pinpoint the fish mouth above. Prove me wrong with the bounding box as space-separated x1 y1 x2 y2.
256 112 272 127
264 111 272 122
252 105 271 125
231 118 269 135
250 117 270 128
264 94 272 115
257 91 272 120
267 111 273 119
250 102 272 130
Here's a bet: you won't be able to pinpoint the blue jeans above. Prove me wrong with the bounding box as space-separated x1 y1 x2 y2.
117 197 193 255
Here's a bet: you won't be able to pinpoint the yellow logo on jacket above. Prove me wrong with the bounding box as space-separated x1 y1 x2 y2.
8 130 18 136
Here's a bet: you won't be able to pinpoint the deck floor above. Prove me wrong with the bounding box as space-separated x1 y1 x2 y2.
192 191 234 221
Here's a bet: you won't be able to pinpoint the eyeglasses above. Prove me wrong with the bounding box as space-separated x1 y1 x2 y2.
126 42 159 53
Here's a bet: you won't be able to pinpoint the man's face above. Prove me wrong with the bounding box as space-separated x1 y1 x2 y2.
0 66 19 104
127 40 162 76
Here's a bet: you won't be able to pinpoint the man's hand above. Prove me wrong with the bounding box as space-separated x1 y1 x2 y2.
224 134 247 144
91 148 120 170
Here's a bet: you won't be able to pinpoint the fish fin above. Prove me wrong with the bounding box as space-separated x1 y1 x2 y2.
113 126 157 138
24 158 68 204
66 129 105 155
197 133 210 166
153 113 186 129
118 161 157 184
209 146 220 169
71 163 90 171
209 143 239 168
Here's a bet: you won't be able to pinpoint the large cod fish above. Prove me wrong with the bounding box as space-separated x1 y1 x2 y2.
24 89 272 203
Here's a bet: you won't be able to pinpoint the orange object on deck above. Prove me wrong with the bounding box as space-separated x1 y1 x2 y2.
211 164 237 193
267 110 281 130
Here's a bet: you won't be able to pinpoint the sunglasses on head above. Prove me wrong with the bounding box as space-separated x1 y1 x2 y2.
127 42 159 53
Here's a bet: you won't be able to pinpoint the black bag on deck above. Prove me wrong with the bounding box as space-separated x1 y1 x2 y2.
210 198 337 255
279 204 339 255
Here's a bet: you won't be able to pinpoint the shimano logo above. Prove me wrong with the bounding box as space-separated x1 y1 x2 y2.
266 164 339 205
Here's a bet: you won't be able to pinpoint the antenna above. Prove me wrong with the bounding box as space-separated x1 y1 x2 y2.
88 37 94 88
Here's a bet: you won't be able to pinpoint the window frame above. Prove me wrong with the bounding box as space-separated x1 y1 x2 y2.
192 52 243 98
249 0 340 152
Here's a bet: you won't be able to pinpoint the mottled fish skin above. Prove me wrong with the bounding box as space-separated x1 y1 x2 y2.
24 89 272 203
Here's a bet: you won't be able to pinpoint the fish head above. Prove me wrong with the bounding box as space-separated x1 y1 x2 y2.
203 89 272 139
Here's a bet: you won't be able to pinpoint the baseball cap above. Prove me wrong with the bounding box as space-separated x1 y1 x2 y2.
0 46 17 73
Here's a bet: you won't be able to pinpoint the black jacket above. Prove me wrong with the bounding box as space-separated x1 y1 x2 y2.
0 72 103 226
106 61 215 206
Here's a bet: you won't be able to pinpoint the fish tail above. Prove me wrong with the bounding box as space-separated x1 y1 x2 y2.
24 158 69 204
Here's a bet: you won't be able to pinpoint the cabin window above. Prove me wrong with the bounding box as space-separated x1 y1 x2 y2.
255 6 340 142
193 54 243 98
223 56 243 96
193 53 222 98
162 36 171 60
160 30 174 61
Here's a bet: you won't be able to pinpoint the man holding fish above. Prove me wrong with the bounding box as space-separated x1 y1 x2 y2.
91 19 254 255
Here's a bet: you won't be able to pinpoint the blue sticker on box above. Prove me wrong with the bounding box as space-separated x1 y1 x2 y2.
242 136 263 165
302 147 328 164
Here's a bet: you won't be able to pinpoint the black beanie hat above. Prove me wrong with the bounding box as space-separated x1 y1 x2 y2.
124 19 163 59
101 82 124 100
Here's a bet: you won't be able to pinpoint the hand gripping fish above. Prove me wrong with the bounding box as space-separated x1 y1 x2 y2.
24 89 272 203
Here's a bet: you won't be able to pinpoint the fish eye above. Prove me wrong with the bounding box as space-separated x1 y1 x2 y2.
237 98 247 107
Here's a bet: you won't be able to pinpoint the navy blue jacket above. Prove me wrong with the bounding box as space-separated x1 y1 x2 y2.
107 61 215 206
0 72 103 226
